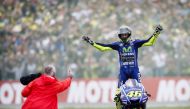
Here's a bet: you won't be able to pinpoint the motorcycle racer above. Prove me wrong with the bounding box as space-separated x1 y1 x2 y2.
82 25 163 109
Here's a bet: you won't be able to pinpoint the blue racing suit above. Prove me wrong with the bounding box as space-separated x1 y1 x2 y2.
91 32 160 88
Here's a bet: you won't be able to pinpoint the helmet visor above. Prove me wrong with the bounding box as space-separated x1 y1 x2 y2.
118 33 130 42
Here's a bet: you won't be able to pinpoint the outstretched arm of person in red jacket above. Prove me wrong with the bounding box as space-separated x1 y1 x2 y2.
56 76 72 93
56 68 73 93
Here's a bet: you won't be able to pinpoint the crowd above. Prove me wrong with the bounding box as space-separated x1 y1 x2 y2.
0 0 190 80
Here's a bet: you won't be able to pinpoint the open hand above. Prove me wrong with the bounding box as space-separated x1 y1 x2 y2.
67 67 73 78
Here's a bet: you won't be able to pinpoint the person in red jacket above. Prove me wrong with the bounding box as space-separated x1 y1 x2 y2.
21 64 73 109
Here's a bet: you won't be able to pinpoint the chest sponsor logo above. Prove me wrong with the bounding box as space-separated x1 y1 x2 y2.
122 46 132 53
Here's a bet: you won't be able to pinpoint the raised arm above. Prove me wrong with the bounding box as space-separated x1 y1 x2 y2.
135 25 163 47
56 68 73 93
82 36 118 51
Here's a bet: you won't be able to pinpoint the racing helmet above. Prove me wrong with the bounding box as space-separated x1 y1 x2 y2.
118 25 132 42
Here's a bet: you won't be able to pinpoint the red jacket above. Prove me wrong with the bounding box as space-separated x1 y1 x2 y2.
21 74 72 109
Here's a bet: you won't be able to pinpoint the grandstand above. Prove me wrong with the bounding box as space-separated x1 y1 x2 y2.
0 0 190 109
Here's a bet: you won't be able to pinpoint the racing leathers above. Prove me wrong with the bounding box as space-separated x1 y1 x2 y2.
88 31 161 87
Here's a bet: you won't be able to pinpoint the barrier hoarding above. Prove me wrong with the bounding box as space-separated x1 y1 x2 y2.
0 77 190 104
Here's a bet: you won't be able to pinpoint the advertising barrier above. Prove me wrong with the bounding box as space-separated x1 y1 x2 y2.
0 77 190 104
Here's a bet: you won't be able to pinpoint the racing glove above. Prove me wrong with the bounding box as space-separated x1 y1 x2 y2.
82 36 94 45
155 24 163 33
152 25 163 38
